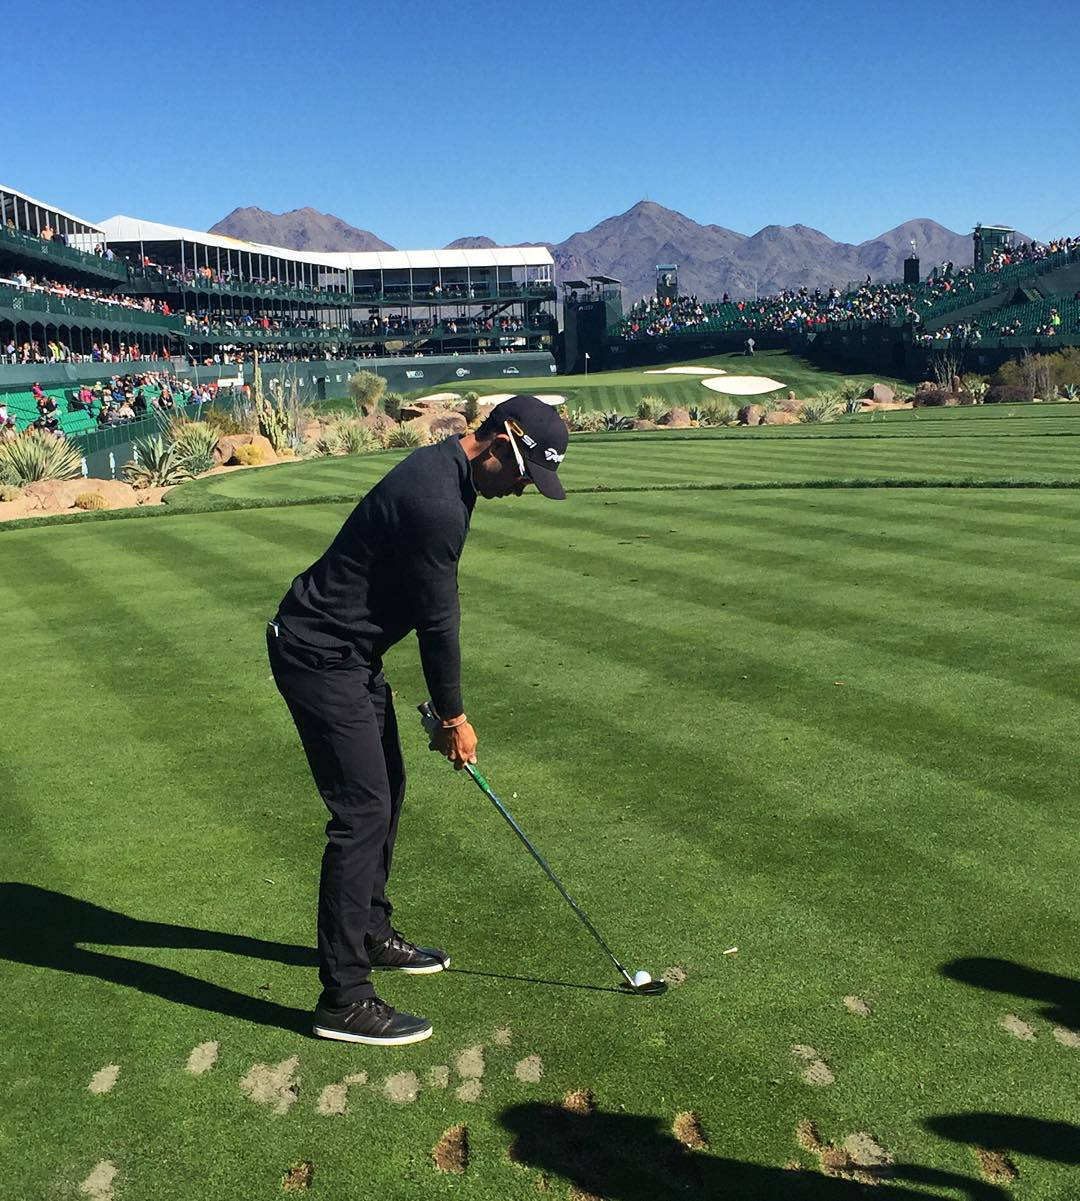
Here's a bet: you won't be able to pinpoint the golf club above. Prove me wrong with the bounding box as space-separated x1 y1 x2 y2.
419 701 667 996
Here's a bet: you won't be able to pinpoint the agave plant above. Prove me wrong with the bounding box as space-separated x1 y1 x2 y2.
601 410 634 431
170 421 220 477
799 394 843 424
0 429 84 485
123 434 193 488
636 395 666 422
383 422 427 449
700 402 737 427
1059 383 1079 401
336 420 377 455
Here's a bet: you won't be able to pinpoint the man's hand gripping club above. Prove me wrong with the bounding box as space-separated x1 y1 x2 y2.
418 700 477 771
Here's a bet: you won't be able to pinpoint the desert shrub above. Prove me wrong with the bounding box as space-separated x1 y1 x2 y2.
0 483 20 502
337 421 377 455
0 430 84 485
383 391 403 422
462 392 480 424
960 373 989 402
233 443 266 466
991 359 1025 389
912 389 951 407
171 421 220 476
836 379 863 404
383 422 426 448
202 404 252 436
74 491 107 510
348 370 386 416
699 402 737 427
124 435 192 488
799 394 843 423
568 409 604 432
983 384 1030 405
636 396 666 421
601 410 634 431
1054 347 1080 389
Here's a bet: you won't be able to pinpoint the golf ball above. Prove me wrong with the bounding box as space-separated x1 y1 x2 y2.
632 970 652 988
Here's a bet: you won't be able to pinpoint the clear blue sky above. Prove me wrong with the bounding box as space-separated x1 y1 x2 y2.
10 0 1080 248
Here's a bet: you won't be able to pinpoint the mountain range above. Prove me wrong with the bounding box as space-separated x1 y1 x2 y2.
210 202 1015 300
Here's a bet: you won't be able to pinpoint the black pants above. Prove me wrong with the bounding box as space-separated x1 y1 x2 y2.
267 624 404 1007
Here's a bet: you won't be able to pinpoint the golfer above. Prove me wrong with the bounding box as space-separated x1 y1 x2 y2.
267 396 568 1045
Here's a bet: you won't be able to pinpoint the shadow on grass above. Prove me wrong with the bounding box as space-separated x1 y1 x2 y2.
499 1103 1010 1200
925 1113 1080 1166
941 957 1080 1028
0 883 315 1034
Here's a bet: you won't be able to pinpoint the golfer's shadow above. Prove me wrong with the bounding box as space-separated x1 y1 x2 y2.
500 1103 1011 1201
0 883 316 1034
941 957 1080 1029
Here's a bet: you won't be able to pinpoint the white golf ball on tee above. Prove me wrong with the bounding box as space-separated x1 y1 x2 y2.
632 970 652 988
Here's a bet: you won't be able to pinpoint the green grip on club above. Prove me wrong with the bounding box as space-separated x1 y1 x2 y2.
465 763 491 792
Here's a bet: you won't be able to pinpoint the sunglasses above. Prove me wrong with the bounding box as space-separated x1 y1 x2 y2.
504 420 532 483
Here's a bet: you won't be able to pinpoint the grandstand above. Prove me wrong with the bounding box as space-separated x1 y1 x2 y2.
1 182 557 444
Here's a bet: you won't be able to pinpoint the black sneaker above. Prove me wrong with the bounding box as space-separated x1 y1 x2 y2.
369 929 450 974
312 996 433 1045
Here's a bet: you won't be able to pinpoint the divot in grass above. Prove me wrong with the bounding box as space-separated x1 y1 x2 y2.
455 1044 485 1080
975 1147 1018 1183
791 1045 834 1086
515 1054 543 1083
1052 1025 1080 1048
494 1026 512 1047
88 1065 119 1094
281 1160 314 1191
672 1111 708 1149
185 1041 219 1075
427 1065 450 1088
382 1070 420 1104
240 1056 300 1114
563 1088 596 1115
794 1120 891 1184
433 1124 469 1173
456 1079 483 1102
999 1014 1036 1041
843 995 872 1016
661 966 687 987
317 1082 348 1116
80 1160 117 1200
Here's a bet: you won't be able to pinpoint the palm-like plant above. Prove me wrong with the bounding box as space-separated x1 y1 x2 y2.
799 393 844 424
123 434 193 488
601 410 634 431
170 421 220 477
0 430 84 485
383 422 426 449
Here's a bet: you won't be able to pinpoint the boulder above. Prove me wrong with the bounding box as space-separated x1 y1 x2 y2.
632 419 659 430
863 382 896 404
14 478 142 516
762 410 800 425
657 407 691 428
738 403 766 426
213 433 277 466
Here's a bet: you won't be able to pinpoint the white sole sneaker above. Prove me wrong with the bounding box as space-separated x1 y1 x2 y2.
312 1023 433 1045
371 955 450 975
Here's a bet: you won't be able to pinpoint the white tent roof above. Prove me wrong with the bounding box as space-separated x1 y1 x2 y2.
98 215 553 271
0 182 104 233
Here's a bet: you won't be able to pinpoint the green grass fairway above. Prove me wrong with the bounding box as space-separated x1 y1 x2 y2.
2 412 1079 1199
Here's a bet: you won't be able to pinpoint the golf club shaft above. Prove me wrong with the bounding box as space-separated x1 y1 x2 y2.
462 761 635 988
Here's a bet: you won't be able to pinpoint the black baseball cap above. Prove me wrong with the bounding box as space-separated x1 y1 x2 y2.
488 395 568 500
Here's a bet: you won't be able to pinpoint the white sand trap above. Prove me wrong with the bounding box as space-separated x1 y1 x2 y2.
644 366 726 375
701 375 785 396
416 391 460 403
482 392 566 406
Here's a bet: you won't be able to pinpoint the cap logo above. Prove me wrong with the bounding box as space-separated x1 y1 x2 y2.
520 432 537 449
545 448 564 463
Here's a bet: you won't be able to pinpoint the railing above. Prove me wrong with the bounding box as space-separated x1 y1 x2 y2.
181 322 554 345
352 283 555 305
123 267 354 306
0 283 185 331
0 224 129 281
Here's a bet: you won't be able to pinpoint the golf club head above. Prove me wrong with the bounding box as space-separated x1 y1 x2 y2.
622 975 668 997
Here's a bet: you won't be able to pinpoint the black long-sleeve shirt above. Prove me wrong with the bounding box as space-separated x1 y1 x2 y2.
274 435 476 717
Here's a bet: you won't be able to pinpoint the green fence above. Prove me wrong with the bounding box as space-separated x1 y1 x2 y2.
0 283 185 332
0 224 128 281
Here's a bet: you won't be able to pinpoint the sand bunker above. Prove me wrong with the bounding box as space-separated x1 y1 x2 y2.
644 366 726 375
701 375 785 395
